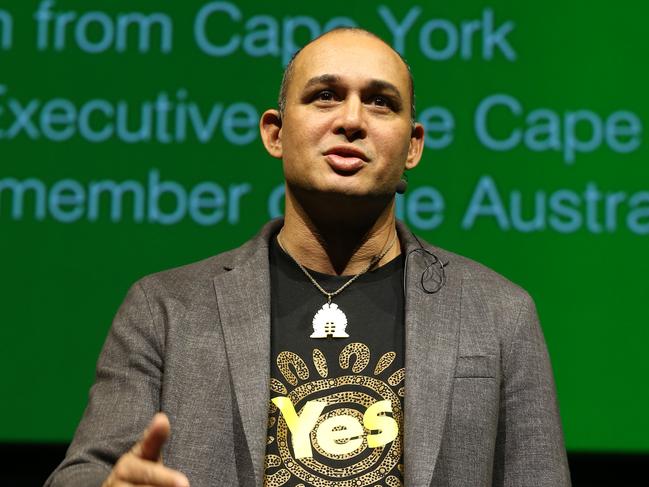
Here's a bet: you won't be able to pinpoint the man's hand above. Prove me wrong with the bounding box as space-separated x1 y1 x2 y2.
101 413 190 487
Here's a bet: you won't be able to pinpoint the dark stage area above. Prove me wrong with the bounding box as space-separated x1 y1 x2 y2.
2 443 646 486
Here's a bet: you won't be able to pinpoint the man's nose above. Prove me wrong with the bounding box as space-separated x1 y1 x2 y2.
333 96 367 141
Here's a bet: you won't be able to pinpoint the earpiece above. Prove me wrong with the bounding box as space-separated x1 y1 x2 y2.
395 173 408 194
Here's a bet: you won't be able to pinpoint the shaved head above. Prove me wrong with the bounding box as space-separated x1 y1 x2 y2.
278 28 416 122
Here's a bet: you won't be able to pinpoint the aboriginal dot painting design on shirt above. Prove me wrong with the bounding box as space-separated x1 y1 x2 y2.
266 236 406 487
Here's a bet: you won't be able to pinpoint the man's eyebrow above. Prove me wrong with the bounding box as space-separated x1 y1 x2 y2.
366 79 402 99
303 74 341 89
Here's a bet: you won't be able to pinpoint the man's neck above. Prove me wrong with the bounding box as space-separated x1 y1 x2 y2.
279 188 401 276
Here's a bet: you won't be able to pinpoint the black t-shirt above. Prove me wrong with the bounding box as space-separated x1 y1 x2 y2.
265 235 405 487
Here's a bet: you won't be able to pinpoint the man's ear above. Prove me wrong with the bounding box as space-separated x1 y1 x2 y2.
405 122 425 170
259 109 283 159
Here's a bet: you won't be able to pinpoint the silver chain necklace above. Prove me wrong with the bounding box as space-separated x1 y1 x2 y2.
277 231 398 339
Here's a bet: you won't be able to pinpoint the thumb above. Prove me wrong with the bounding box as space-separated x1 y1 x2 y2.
132 413 170 462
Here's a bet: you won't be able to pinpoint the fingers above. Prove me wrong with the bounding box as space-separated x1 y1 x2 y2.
111 454 189 487
101 413 190 487
131 413 170 462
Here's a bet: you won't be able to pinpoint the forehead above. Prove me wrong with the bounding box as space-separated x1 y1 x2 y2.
291 32 410 94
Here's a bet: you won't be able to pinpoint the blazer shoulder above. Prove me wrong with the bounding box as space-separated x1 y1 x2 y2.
447 247 528 298
418 237 535 318
423 242 539 352
397 221 529 305
134 229 270 303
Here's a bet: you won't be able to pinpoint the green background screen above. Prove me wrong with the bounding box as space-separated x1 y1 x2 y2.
1 0 647 452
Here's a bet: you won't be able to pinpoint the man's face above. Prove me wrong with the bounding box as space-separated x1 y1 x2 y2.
276 31 423 199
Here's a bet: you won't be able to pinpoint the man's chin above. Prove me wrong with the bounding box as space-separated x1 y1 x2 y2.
286 183 395 225
299 183 394 201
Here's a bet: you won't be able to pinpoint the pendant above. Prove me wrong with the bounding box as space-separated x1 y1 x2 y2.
311 302 349 339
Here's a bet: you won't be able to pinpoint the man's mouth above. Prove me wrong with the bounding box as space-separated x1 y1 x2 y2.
323 146 369 174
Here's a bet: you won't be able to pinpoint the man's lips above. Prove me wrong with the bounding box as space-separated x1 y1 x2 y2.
323 147 369 173
324 153 365 173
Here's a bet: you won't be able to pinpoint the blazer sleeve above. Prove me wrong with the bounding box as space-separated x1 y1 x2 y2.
44 281 164 487
491 294 571 486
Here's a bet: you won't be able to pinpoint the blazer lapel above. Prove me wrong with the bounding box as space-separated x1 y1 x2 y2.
400 228 461 487
213 239 272 487
211 220 460 487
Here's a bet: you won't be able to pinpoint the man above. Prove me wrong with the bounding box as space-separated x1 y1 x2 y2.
46 28 570 487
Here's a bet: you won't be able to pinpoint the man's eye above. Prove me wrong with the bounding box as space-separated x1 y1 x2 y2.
316 91 336 101
372 96 390 108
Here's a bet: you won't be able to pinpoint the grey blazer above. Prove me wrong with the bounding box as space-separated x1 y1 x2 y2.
45 220 571 487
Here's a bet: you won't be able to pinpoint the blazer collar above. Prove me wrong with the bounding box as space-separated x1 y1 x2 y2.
214 219 460 487
212 220 281 485
398 222 461 487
